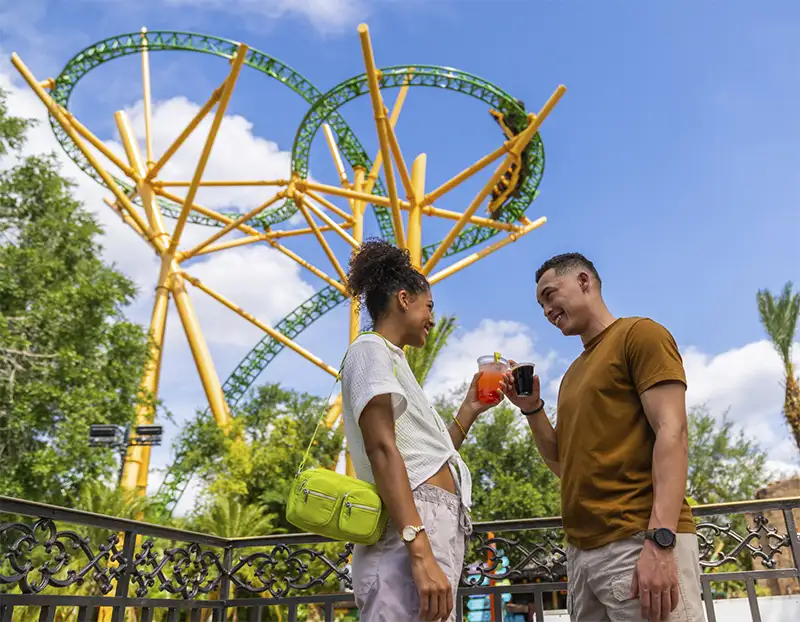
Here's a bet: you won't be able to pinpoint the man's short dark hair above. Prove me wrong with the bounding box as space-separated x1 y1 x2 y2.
535 252 602 288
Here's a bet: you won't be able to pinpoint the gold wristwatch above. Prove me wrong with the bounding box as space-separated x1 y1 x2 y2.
400 525 426 543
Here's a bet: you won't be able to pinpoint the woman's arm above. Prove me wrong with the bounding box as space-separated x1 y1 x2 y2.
447 372 509 450
360 394 452 621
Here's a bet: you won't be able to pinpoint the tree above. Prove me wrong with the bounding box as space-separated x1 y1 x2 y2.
757 282 800 452
686 405 768 505
406 314 457 386
0 89 151 504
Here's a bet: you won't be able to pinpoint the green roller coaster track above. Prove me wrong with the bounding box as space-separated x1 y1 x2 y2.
45 31 547 514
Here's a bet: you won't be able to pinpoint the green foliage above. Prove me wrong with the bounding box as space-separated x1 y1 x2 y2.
757 281 800 366
686 405 768 505
0 89 151 505
406 315 457 386
178 383 343 532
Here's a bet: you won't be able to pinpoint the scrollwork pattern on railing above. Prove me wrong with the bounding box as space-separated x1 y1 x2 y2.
130 539 225 599
1 499 798 602
229 542 354 597
461 531 567 587
696 514 792 569
0 519 124 594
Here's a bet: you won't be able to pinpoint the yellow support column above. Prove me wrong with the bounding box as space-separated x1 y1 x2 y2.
343 167 367 477
171 274 231 429
408 154 426 269
121 284 169 494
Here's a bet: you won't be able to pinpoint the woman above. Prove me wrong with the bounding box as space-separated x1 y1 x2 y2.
341 239 509 622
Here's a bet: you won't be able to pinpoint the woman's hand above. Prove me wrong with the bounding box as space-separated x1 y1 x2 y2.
462 370 512 418
505 359 542 413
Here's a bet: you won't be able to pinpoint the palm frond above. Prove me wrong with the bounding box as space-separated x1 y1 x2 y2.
406 315 457 386
756 281 800 366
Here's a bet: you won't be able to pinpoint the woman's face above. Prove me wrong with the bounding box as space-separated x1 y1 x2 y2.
399 288 435 349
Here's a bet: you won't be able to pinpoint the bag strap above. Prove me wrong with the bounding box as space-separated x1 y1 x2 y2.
296 331 397 475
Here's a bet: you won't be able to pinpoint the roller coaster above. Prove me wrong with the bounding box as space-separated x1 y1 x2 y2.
11 25 565 515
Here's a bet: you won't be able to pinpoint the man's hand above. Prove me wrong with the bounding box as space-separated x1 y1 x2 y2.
505 359 541 413
409 541 453 621
630 540 680 621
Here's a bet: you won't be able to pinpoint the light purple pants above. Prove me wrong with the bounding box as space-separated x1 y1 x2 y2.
352 484 472 621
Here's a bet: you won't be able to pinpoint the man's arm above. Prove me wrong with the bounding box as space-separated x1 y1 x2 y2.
526 411 561 478
640 381 689 532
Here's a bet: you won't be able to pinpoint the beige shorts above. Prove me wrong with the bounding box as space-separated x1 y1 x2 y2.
566 532 706 621
352 484 472 622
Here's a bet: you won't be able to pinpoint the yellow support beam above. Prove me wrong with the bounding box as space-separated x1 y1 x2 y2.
297 192 359 248
422 85 566 275
121 283 169 494
181 191 284 260
297 179 409 210
384 110 415 202
269 221 354 240
188 234 266 258
349 167 367 344
428 216 547 285
365 74 411 196
144 85 226 182
358 23 406 248
156 179 288 188
114 111 169 240
303 190 353 223
322 123 350 189
264 237 348 295
155 187 265 238
408 154 426 268
181 272 339 378
168 43 249 254
140 28 155 170
296 201 348 283
171 273 232 429
11 53 164 255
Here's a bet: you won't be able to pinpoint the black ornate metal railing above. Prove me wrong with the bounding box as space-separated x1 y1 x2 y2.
1 496 798 621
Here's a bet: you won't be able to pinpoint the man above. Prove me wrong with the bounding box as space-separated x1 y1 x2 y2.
507 253 705 621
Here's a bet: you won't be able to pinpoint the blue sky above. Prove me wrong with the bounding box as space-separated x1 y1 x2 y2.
2 0 800 507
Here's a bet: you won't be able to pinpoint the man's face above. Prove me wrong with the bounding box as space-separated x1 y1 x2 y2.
535 268 590 336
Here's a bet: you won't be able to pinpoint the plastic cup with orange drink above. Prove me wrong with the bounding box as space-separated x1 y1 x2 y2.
477 353 509 404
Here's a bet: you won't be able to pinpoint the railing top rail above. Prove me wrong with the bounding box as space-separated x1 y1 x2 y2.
0 496 228 547
1 495 798 548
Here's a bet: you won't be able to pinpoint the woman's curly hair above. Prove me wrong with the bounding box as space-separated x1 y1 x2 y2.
347 238 429 324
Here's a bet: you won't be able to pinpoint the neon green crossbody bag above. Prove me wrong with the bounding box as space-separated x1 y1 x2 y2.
285 333 393 545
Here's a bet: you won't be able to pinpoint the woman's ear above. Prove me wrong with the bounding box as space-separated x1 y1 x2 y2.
397 289 409 312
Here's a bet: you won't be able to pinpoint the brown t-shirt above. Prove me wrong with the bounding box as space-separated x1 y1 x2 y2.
556 317 696 549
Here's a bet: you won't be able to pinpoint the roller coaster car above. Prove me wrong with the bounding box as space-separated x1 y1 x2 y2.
488 105 530 217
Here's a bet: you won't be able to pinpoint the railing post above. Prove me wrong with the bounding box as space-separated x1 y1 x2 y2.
110 530 137 622
782 507 800 570
215 546 233 622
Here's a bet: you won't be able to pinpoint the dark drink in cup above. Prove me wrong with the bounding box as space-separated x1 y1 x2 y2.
511 363 535 396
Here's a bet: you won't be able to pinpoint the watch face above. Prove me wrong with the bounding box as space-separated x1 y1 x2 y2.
401 526 417 542
655 529 675 548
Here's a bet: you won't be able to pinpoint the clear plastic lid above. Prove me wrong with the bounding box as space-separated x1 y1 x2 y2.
477 355 509 366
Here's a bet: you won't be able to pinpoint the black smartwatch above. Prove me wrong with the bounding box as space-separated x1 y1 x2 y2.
644 528 676 549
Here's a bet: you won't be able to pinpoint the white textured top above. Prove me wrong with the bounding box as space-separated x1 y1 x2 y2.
341 333 473 510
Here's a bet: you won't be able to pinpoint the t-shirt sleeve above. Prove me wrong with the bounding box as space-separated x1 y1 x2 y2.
625 318 687 395
342 340 408 424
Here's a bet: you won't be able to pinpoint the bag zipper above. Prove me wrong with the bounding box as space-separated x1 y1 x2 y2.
343 493 379 516
302 487 336 503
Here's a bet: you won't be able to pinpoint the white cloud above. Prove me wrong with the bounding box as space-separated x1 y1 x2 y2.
682 339 800 477
165 0 369 33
